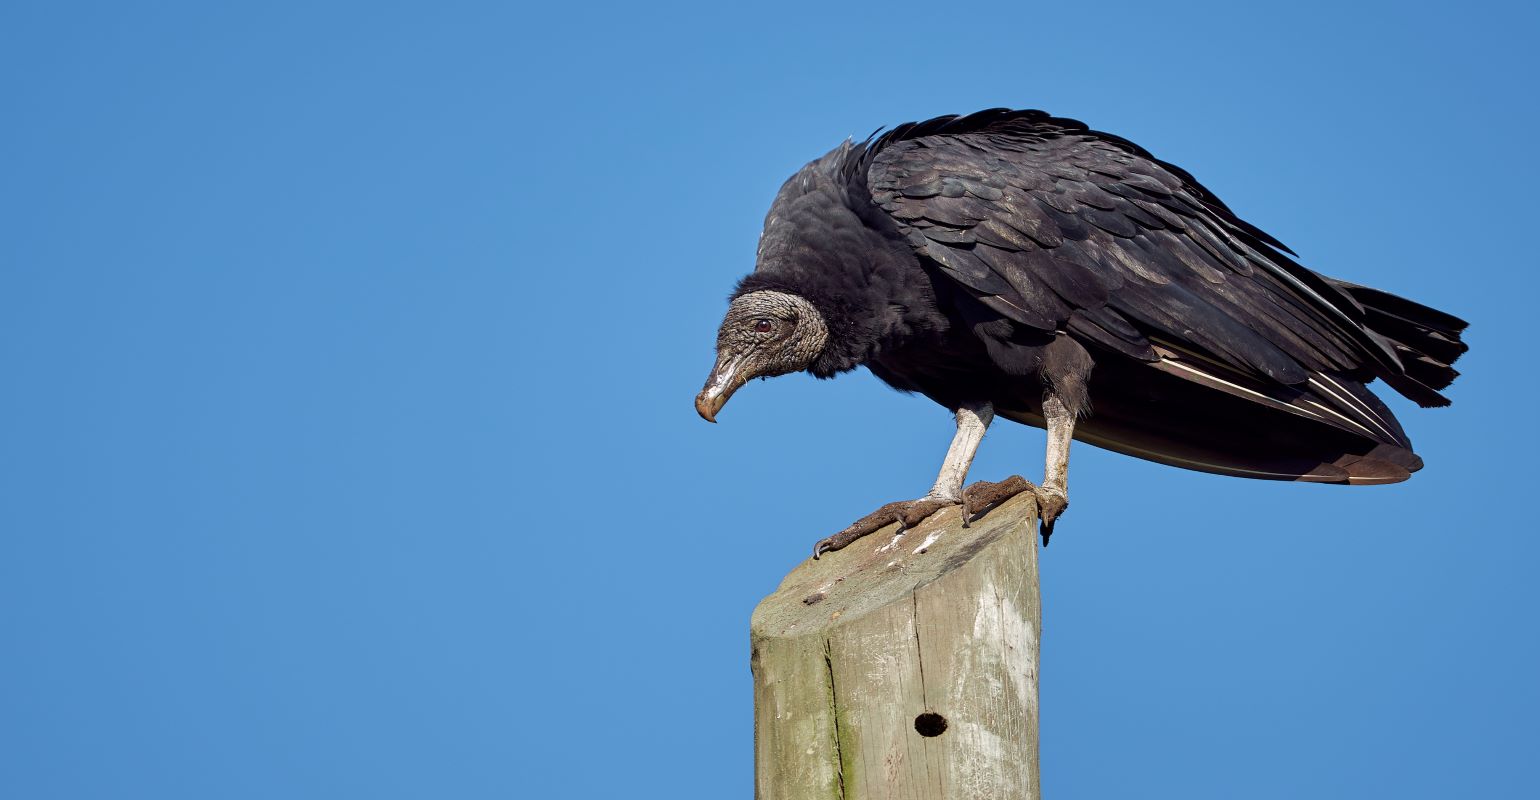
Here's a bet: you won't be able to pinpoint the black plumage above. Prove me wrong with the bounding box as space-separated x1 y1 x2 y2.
699 109 1468 550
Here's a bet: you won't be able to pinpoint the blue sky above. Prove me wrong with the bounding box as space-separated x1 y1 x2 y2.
2 1 1536 797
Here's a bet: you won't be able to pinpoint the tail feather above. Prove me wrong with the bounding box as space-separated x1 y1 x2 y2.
1338 282 1470 335
1363 308 1468 368
1329 279 1469 407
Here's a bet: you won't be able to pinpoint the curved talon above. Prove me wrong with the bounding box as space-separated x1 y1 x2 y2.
1036 486 1068 546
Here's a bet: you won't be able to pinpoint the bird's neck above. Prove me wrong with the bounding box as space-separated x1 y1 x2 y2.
740 160 947 377
736 252 943 379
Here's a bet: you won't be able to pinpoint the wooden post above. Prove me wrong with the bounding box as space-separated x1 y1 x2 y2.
751 493 1042 800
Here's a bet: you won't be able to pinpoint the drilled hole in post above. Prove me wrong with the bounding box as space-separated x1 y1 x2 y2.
914 712 948 737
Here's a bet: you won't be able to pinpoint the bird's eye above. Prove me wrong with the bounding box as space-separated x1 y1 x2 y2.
753 319 774 333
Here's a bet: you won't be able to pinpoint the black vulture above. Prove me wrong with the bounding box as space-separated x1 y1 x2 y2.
695 109 1468 557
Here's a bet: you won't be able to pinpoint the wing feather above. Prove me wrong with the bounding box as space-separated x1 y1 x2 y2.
864 113 1405 395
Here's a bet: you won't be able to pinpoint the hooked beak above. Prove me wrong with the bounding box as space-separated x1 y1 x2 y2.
695 352 748 423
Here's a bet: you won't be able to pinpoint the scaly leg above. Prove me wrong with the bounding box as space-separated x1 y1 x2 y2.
926 401 994 500
1037 392 1074 544
812 401 994 558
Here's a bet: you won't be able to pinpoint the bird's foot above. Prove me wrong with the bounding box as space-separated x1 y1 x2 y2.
812 494 959 559
960 475 1035 519
960 476 1067 545
1036 485 1068 545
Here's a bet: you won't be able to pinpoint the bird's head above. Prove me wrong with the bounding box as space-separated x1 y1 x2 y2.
695 290 829 423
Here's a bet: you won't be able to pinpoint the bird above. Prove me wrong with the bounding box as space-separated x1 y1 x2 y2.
695 109 1467 558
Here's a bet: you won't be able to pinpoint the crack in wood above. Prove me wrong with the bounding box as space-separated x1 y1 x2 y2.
823 639 846 800
913 589 940 795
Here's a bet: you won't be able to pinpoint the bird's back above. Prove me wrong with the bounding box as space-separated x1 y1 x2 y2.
858 111 1466 481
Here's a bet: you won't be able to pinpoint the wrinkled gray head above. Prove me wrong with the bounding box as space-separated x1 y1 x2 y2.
695 291 829 422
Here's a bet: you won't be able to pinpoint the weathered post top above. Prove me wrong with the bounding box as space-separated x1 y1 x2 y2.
751 493 1042 800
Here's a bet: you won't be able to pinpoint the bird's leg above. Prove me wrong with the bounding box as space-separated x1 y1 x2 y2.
812 401 994 558
925 401 995 502
1035 392 1074 543
958 392 1074 544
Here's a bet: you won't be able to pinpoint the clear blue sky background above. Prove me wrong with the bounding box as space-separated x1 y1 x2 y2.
3 1 1536 797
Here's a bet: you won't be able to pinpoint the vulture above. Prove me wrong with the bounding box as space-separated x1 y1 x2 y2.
695 109 1468 557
